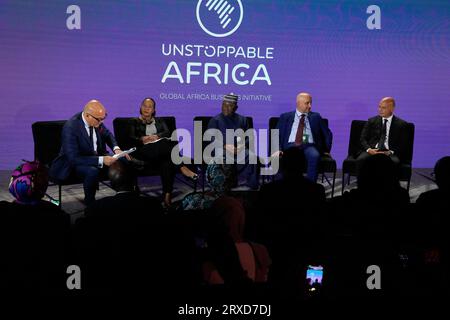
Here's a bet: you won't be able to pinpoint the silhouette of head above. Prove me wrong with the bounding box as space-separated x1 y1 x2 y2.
434 156 450 191
281 147 306 178
357 154 398 192
9 160 49 204
212 196 246 242
109 162 136 192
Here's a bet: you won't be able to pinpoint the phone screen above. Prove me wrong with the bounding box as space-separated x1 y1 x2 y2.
306 265 323 291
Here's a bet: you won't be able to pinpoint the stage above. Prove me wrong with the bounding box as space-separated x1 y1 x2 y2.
0 168 437 223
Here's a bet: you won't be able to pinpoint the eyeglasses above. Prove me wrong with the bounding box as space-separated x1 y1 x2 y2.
87 113 107 123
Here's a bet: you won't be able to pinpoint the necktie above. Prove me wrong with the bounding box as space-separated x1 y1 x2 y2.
295 114 306 146
378 119 388 150
89 126 96 154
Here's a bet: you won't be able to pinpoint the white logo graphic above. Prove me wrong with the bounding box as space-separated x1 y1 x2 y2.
196 0 244 37
366 5 381 30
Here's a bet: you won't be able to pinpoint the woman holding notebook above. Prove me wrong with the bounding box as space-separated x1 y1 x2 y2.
129 97 198 207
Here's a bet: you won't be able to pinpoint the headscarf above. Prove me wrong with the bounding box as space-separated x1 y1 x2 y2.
9 160 48 205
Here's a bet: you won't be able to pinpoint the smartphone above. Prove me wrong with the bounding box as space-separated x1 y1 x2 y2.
306 265 323 293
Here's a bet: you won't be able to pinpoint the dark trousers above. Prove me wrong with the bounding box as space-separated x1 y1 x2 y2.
236 162 260 189
286 143 321 182
136 140 176 194
356 151 400 174
75 165 108 205
226 148 260 189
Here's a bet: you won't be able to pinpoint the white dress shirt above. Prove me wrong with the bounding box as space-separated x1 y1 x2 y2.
145 120 158 136
375 115 393 150
288 110 314 144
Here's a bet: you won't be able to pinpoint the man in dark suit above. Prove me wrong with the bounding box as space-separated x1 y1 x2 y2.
273 92 332 182
357 97 409 167
49 100 127 205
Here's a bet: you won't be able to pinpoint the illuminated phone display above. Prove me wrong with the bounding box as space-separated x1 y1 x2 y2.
306 265 323 291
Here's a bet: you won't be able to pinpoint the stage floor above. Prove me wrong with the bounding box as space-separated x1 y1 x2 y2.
0 169 437 223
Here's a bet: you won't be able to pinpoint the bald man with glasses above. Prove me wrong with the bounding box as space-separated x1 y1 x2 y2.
50 100 128 205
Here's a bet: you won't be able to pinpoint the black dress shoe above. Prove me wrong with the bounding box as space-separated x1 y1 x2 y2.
130 158 146 170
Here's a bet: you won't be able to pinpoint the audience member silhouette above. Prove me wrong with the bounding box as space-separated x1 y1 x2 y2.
257 147 326 248
202 196 271 284
416 156 450 210
83 161 163 216
326 154 412 299
415 156 450 294
261 146 326 210
74 161 194 296
257 147 327 299
0 160 70 294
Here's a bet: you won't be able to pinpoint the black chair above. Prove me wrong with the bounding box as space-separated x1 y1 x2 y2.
341 120 415 194
268 117 337 197
32 121 110 206
193 116 254 192
112 117 197 192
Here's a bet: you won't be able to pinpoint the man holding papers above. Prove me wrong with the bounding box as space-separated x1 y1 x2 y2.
50 100 129 205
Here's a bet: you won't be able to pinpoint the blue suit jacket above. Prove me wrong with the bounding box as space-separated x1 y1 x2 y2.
49 112 118 181
276 111 332 153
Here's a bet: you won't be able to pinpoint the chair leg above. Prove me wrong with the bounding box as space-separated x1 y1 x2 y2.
321 173 324 183
341 172 345 195
202 171 205 193
347 173 351 186
331 170 336 198
58 184 62 207
407 178 411 192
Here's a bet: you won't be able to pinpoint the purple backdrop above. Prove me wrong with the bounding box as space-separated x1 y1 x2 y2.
0 0 449 169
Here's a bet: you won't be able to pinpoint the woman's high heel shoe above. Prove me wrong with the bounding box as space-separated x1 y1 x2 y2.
185 173 198 183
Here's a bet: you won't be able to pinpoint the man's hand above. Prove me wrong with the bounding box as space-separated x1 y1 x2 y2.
271 150 283 158
142 135 159 144
114 148 131 160
236 143 245 153
224 144 236 155
367 148 379 155
148 135 159 142
103 156 117 166
368 148 392 156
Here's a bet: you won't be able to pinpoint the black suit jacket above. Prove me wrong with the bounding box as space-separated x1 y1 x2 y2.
359 115 409 162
